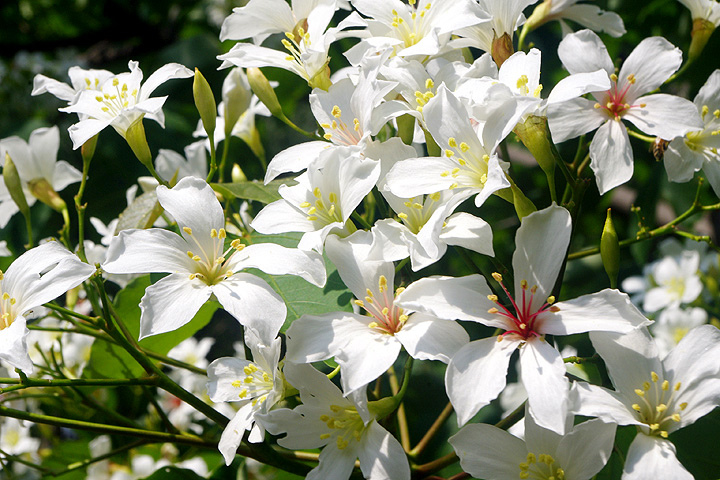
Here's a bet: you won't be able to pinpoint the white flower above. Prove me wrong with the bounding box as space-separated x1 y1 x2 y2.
642 250 702 313
0 242 96 372
664 69 720 195
102 176 326 343
383 85 511 208
652 307 708 358
548 30 704 194
0 126 82 227
346 0 489 61
252 147 381 253
396 204 650 434
259 363 410 480
32 66 115 110
0 417 41 456
207 330 285 464
457 0 539 53
60 60 193 149
572 325 720 480
450 406 616 480
286 229 469 395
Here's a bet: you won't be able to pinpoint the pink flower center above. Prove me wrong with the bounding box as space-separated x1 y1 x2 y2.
354 275 408 335
595 73 646 120
487 272 558 341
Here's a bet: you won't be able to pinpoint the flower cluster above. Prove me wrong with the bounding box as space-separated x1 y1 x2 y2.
1 0 719 479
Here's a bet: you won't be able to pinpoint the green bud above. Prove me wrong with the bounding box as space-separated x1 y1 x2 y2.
124 120 153 169
491 32 514 68
689 18 716 64
246 67 283 118
81 133 98 165
601 208 620 289
396 113 415 146
28 178 66 212
522 0 552 33
223 68 252 137
193 68 217 140
3 152 29 217
514 115 558 198
231 163 247 183
510 181 537 219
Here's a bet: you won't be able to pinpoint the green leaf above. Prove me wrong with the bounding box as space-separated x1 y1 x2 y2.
212 178 296 204
672 408 720 480
141 466 206 480
245 232 353 333
84 275 219 379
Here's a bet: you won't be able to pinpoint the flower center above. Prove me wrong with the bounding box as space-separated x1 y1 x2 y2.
354 275 408 335
319 105 363 145
438 136 489 190
390 1 432 49
631 371 685 438
95 78 138 117
413 78 436 113
299 187 343 225
396 192 441 234
230 362 275 406
518 452 565 479
319 404 366 450
487 272 559 341
595 73 646 120
0 272 18 331
184 227 245 286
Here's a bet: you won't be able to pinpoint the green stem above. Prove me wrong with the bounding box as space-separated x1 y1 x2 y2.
626 129 655 143
0 405 214 448
387 365 411 452
0 376 159 394
409 401 453 458
495 400 526 431
74 146 93 262
218 136 232 183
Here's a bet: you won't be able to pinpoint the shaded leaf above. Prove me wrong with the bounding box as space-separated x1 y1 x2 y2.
212 178 296 204
115 190 164 232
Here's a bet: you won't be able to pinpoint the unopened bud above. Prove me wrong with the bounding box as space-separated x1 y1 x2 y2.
28 178 66 212
689 18 716 64
231 163 247 183
193 68 217 140
124 120 153 169
491 32 514 68
223 68 252 136
247 67 283 118
601 208 620 288
522 0 552 32
3 153 29 216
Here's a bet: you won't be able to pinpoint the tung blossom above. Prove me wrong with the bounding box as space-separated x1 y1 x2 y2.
548 30 704 194
0 242 96 372
572 325 720 479
60 60 193 149
395 204 650 434
103 176 326 343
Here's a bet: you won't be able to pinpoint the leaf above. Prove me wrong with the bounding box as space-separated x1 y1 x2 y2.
212 178 296 204
115 190 164 232
84 275 219 379
141 466 206 480
672 408 720 480
245 232 353 332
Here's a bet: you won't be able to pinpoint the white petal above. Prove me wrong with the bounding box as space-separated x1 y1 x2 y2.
395 313 469 363
548 97 606 143
213 273 287 344
439 212 494 257
103 229 192 274
557 29 614 76
450 423 528 480
358 421 410 480
664 138 704 183
624 94 703 139
219 404 256 465
251 199 318 234
51 161 83 192
619 37 682 100
561 4 626 37
67 118 112 150
445 337 517 426
557 418 616 480
512 204 571 313
236 243 326 287
547 70 611 105
139 273 212 339
307 442 357 480
589 119 634 195
156 176 224 234
396 274 495 324
286 313 344 363
140 63 193 99
570 381 642 426
207 357 254 402
623 435 693 480
0 317 33 373
264 141 331 183
520 339 569 435
540 289 651 336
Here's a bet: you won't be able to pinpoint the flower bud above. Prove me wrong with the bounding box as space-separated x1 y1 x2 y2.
491 32 514 68
601 208 620 288
222 68 252 137
523 1 552 32
28 178 66 212
231 163 247 183
3 152 29 217
247 67 283 118
81 134 98 165
193 68 217 140
514 115 556 179
124 120 153 169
